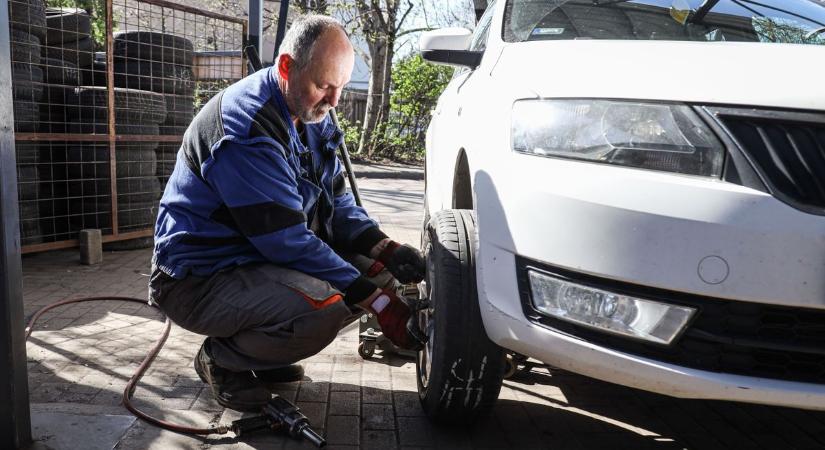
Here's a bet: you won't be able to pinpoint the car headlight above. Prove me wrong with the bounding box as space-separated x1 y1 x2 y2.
527 269 696 345
512 99 725 177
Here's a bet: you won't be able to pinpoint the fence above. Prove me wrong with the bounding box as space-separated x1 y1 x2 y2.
337 88 368 125
8 0 246 253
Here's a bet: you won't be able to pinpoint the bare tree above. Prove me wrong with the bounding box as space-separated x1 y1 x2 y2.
351 0 415 157
293 0 331 14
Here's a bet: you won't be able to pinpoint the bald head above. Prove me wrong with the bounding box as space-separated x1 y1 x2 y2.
277 16 354 124
278 14 351 73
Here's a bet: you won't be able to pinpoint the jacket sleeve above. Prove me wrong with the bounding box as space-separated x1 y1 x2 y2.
203 140 363 291
329 156 389 257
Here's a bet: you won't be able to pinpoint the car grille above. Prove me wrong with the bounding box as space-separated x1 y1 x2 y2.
712 108 825 214
516 257 825 385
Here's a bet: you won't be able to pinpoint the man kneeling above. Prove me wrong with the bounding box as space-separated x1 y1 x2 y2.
149 15 424 411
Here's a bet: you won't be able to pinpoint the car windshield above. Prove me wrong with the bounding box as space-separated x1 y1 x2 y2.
503 0 825 45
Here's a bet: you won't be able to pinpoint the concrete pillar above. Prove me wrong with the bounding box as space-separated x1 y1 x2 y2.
79 230 103 265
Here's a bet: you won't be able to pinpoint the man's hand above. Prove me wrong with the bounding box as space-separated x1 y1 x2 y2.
374 240 425 284
361 289 425 351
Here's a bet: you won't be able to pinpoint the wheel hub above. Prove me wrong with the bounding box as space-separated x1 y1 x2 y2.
417 257 435 389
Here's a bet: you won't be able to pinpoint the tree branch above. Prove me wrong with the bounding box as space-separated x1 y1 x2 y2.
393 0 415 34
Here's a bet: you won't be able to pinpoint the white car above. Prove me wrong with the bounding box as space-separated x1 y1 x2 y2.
414 0 825 424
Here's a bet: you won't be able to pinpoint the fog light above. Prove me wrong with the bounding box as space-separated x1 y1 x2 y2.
527 270 696 345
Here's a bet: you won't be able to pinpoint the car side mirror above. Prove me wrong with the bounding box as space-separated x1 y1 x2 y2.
419 28 483 69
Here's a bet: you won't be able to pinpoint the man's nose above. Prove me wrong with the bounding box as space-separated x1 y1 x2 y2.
326 88 341 108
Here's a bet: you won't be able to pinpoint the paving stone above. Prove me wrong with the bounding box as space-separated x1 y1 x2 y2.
192 387 224 412
298 381 330 403
393 392 425 417
362 382 393 404
297 401 328 429
397 417 435 447
361 430 398 450
331 370 361 390
304 362 333 382
362 403 396 430
130 394 197 411
326 415 360 446
329 391 360 416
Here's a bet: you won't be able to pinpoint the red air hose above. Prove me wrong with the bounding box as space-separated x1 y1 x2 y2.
25 296 230 435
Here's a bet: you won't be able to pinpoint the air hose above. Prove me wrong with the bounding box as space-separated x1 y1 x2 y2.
25 296 231 435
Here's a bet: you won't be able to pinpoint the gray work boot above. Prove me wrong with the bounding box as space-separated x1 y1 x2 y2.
194 340 271 412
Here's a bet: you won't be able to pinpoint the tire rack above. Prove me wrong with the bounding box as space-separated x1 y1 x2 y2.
9 0 247 253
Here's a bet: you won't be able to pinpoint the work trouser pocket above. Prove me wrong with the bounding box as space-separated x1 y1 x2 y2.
275 268 344 310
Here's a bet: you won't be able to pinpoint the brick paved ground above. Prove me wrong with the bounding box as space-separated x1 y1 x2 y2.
22 164 825 449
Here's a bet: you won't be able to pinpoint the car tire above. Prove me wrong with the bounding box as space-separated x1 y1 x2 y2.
113 60 194 95
113 31 194 66
115 200 159 230
17 165 40 202
416 209 506 424
10 29 42 65
12 64 45 100
19 202 43 246
163 94 194 125
9 0 46 41
63 144 158 179
69 87 167 125
44 36 94 68
15 143 40 165
104 236 155 251
14 101 40 133
39 84 79 133
45 7 92 45
80 60 107 86
41 57 80 85
117 177 161 204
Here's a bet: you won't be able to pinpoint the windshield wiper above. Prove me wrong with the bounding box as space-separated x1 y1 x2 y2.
691 0 721 23
807 26 825 39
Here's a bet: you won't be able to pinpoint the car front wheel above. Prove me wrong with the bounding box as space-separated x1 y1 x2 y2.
416 209 506 424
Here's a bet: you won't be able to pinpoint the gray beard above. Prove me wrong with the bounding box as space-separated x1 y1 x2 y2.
300 104 331 124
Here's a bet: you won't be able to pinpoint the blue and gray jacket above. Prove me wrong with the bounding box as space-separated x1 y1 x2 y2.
152 67 386 303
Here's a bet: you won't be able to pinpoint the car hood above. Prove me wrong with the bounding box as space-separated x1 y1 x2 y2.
491 40 825 111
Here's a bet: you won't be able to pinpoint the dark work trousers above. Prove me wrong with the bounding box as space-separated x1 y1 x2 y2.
149 254 396 372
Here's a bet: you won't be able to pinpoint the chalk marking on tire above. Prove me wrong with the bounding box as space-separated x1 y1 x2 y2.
463 369 475 407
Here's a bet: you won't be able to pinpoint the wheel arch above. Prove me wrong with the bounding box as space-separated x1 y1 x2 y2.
452 149 473 210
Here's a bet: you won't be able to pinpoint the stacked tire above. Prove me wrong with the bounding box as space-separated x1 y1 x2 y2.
39 7 91 133
9 0 46 244
16 144 43 245
37 7 93 242
62 87 167 237
9 0 45 132
44 7 95 81
112 31 195 190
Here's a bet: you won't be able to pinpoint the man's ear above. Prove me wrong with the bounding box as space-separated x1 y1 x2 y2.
278 54 293 81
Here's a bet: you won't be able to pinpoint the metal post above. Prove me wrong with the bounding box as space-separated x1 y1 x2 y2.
274 0 290 57
0 0 33 446
248 0 264 55
106 0 118 235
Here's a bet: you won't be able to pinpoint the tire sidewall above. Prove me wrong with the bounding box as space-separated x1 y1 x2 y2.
416 209 505 424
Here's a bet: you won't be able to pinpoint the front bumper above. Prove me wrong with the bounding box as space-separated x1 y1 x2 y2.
479 285 825 411
473 153 825 409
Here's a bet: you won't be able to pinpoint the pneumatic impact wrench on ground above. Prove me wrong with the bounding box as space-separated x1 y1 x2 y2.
230 395 326 447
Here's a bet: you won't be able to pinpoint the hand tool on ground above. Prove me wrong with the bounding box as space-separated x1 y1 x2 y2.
230 395 325 447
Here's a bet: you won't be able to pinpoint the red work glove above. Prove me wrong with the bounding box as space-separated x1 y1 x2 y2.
377 241 425 284
365 289 425 351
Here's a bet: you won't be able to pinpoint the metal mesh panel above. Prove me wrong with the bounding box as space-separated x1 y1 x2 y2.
8 0 246 252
